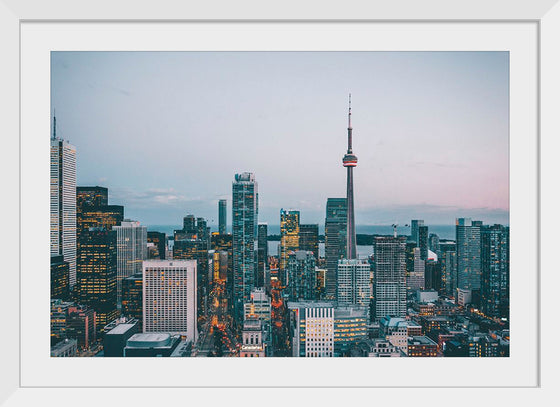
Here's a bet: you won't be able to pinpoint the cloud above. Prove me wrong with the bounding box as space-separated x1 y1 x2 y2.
111 187 202 209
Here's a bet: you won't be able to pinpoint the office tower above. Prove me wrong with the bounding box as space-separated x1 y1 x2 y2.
113 220 147 308
66 304 97 350
286 250 317 301
50 117 77 288
324 197 347 299
219 199 227 234
51 254 69 301
429 233 440 256
142 260 198 343
183 214 196 235
121 273 143 328
408 247 425 290
418 225 429 260
373 236 407 320
299 224 319 263
76 186 108 209
244 287 272 355
410 220 424 244
439 241 457 297
456 218 482 294
239 318 266 357
334 306 368 355
257 223 268 287
211 232 234 310
481 224 509 320
147 231 166 259
51 299 73 343
280 209 300 285
337 259 371 307
232 172 258 322
196 217 210 250
76 227 118 330
288 302 335 357
77 205 124 236
425 259 440 291
342 94 358 260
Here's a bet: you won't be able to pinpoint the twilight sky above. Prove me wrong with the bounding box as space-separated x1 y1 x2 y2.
51 51 509 229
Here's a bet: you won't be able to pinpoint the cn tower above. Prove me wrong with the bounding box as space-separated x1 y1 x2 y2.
342 94 358 259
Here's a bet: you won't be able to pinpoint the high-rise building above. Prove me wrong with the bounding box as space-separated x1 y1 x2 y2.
51 254 69 301
334 306 368 355
342 94 358 260
324 198 347 299
456 218 482 295
218 199 227 234
286 250 317 301
288 301 335 357
113 220 147 308
410 220 424 244
232 172 258 322
299 224 319 263
336 259 370 308
418 225 429 260
121 273 143 327
257 223 268 287
439 241 457 297
407 247 425 290
481 224 509 320
50 119 77 288
76 186 108 209
77 205 124 237
142 260 198 343
373 236 407 320
280 209 300 285
76 227 118 331
244 287 272 355
66 303 97 350
147 231 166 260
429 233 440 256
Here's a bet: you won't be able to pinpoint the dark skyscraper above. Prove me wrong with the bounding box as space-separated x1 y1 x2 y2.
147 231 166 259
280 209 300 285
51 254 70 301
257 223 268 287
418 225 429 260
77 205 124 237
342 94 358 260
481 224 509 320
121 273 143 328
411 220 424 244
219 199 227 234
77 186 108 209
299 224 319 263
456 218 482 294
325 197 347 299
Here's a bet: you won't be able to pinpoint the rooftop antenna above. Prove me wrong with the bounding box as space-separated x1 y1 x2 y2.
347 93 352 152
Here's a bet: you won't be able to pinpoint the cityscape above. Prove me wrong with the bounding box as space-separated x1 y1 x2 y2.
50 52 509 358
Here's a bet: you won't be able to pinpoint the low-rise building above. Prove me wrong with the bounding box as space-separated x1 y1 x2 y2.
51 338 77 357
124 333 182 357
407 336 438 357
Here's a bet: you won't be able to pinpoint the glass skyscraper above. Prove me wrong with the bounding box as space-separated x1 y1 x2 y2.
218 199 227 234
232 172 258 322
324 198 347 299
373 236 407 321
456 218 482 293
280 209 300 285
481 224 509 320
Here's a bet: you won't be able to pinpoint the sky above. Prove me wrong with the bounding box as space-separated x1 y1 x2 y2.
51 51 509 229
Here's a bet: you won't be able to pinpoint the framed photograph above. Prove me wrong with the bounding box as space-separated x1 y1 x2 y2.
2 0 558 405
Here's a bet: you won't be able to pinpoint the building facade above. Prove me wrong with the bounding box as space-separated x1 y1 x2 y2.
336 259 370 308
218 199 227 234
373 236 407 320
456 218 482 295
288 302 335 357
280 209 300 285
324 197 347 299
299 224 319 263
481 224 509 320
286 250 317 301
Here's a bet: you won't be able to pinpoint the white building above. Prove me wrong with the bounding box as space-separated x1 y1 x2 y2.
288 302 334 357
50 135 77 287
373 237 407 320
337 259 370 307
114 220 147 307
142 260 198 343
240 318 265 357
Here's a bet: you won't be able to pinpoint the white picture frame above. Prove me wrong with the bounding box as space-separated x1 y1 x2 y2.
2 0 559 405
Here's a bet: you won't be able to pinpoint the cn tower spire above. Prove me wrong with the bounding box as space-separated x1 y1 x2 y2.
342 94 358 259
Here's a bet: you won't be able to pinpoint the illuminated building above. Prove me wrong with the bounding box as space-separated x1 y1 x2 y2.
196 217 210 251
440 241 457 297
232 172 258 322
373 236 407 320
211 232 233 308
280 209 300 285
66 303 97 350
50 117 77 288
142 260 198 343
51 299 72 342
121 273 143 327
218 199 227 234
456 218 482 295
147 231 166 259
286 250 317 301
316 268 326 297
76 227 118 331
288 301 334 357
410 220 424 244
324 197 347 299
77 205 124 237
407 336 438 357
113 220 147 308
407 247 425 290
467 334 500 357
257 223 268 287
239 318 265 357
336 259 370 308
51 254 69 301
481 224 509 320
368 339 403 357
379 317 422 353
244 287 272 354
299 224 319 263
333 306 368 355
77 186 108 209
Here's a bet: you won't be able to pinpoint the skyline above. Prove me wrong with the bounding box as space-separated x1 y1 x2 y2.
51 51 509 227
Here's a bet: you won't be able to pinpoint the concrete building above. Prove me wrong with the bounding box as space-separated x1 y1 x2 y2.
103 318 140 357
408 247 425 290
244 287 272 355
373 236 407 320
286 250 317 301
333 306 368 355
407 336 438 357
288 302 335 357
51 338 77 357
417 289 439 303
143 260 198 343
337 259 370 308
240 318 266 357
124 333 182 357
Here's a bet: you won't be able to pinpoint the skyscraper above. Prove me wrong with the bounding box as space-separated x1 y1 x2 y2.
456 218 482 295
121 273 143 328
232 172 258 322
286 250 317 301
257 223 268 287
51 254 70 301
410 220 424 244
280 209 300 285
342 94 358 260
142 260 198 343
373 236 407 320
418 225 429 260
336 259 371 308
76 186 108 209
77 205 124 237
324 198 347 299
50 116 77 288
147 231 166 260
218 199 227 234
299 224 319 263
113 220 147 308
481 224 509 320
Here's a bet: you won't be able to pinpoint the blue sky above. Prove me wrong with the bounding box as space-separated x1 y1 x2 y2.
51 51 509 229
